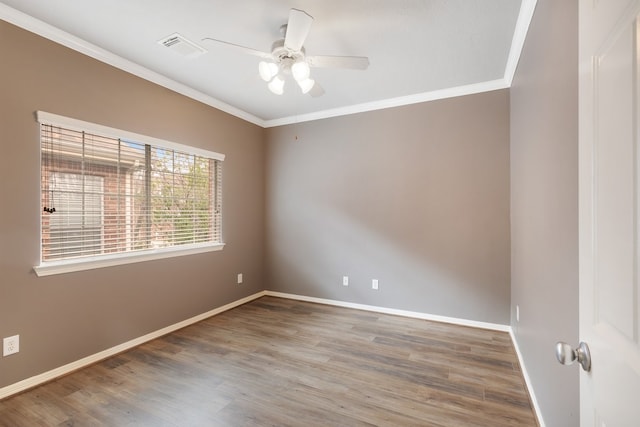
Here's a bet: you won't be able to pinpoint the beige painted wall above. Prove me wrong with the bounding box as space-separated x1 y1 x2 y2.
510 0 579 425
265 90 511 324
0 21 265 388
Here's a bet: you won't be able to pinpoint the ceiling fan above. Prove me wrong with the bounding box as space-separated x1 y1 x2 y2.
203 8 370 97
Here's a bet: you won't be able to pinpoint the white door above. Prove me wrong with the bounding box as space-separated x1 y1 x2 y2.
579 0 640 425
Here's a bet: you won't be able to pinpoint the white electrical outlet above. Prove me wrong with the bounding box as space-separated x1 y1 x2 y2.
516 305 520 322
372 279 379 290
343 276 349 286
237 273 243 284
3 335 19 357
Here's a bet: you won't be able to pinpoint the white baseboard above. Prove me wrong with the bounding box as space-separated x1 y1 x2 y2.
1 289 543 427
264 291 510 332
266 291 543 425
509 329 546 427
0 291 267 400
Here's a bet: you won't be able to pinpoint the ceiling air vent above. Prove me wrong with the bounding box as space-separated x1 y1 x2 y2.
158 33 206 58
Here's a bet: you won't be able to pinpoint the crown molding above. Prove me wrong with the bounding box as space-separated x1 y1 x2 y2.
0 3 266 127
263 79 510 128
504 0 538 86
2 1 536 128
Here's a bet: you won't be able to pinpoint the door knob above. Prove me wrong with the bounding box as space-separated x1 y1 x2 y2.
555 341 591 372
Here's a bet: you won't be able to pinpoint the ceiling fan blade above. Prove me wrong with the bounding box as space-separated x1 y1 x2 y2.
308 82 325 97
307 55 370 70
285 9 313 52
202 37 272 59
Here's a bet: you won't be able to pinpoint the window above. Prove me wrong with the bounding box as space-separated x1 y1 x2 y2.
36 112 224 276
47 172 104 259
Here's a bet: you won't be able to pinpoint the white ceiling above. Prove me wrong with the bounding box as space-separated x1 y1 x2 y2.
0 0 535 127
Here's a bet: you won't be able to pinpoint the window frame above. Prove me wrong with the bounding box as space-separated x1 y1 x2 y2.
34 111 225 277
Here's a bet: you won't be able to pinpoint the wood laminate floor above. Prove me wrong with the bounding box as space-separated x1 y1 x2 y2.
0 297 538 426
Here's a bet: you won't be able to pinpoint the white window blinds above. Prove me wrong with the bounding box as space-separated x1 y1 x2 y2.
38 112 223 264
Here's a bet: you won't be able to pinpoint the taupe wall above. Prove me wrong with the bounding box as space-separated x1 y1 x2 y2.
2 6 578 423
265 91 511 324
510 0 579 425
0 21 265 388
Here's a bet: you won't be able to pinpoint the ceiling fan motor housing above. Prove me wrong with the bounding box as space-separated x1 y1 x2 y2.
270 39 306 73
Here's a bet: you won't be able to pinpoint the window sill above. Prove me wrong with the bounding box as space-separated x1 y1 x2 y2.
33 243 225 277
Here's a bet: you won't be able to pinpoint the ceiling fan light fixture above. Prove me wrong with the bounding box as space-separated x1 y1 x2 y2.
268 75 285 95
203 8 370 98
297 78 315 94
259 61 279 82
291 60 311 82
